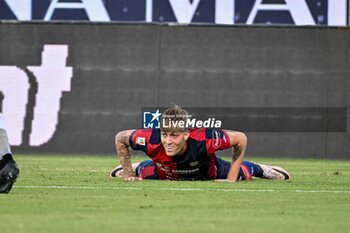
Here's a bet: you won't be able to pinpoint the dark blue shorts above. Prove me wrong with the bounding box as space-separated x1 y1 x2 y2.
135 157 252 180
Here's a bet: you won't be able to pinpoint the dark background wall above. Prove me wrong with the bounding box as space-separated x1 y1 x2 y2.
0 22 349 159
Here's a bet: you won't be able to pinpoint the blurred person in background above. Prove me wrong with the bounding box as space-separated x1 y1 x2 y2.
0 113 19 193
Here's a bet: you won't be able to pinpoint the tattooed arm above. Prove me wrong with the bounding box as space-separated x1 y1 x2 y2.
115 129 141 181
216 130 247 183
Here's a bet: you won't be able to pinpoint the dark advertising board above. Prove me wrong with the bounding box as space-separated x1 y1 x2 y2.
0 22 349 158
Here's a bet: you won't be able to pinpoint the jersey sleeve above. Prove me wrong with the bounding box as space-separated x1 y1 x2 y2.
129 128 162 155
129 129 153 153
205 128 231 155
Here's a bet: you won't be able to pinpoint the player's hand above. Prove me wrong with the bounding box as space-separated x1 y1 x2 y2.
123 176 143 181
214 179 236 183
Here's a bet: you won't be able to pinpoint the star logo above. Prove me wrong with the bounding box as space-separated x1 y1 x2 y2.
143 109 162 128
150 109 162 123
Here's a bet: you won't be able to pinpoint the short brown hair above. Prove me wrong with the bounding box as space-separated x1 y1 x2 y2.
160 106 189 132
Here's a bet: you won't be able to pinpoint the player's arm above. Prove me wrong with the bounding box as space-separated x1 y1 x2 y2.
115 129 141 181
217 130 247 183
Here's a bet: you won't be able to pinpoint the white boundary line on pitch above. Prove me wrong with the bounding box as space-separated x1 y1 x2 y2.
16 185 350 194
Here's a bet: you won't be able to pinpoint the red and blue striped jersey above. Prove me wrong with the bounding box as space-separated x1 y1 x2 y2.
129 128 231 180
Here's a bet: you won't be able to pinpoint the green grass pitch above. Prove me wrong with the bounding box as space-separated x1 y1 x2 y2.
1 154 350 233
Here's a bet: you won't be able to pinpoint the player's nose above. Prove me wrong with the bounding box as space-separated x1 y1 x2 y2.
165 136 173 144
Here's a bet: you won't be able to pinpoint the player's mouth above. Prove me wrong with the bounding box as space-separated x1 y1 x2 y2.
165 146 174 151
165 146 176 154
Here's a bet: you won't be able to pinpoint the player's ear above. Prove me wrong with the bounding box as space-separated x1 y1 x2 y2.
183 130 190 141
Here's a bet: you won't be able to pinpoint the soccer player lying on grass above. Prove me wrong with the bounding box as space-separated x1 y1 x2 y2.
0 113 20 193
110 106 291 182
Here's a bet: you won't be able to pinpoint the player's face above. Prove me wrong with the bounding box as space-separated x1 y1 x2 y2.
160 130 189 157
